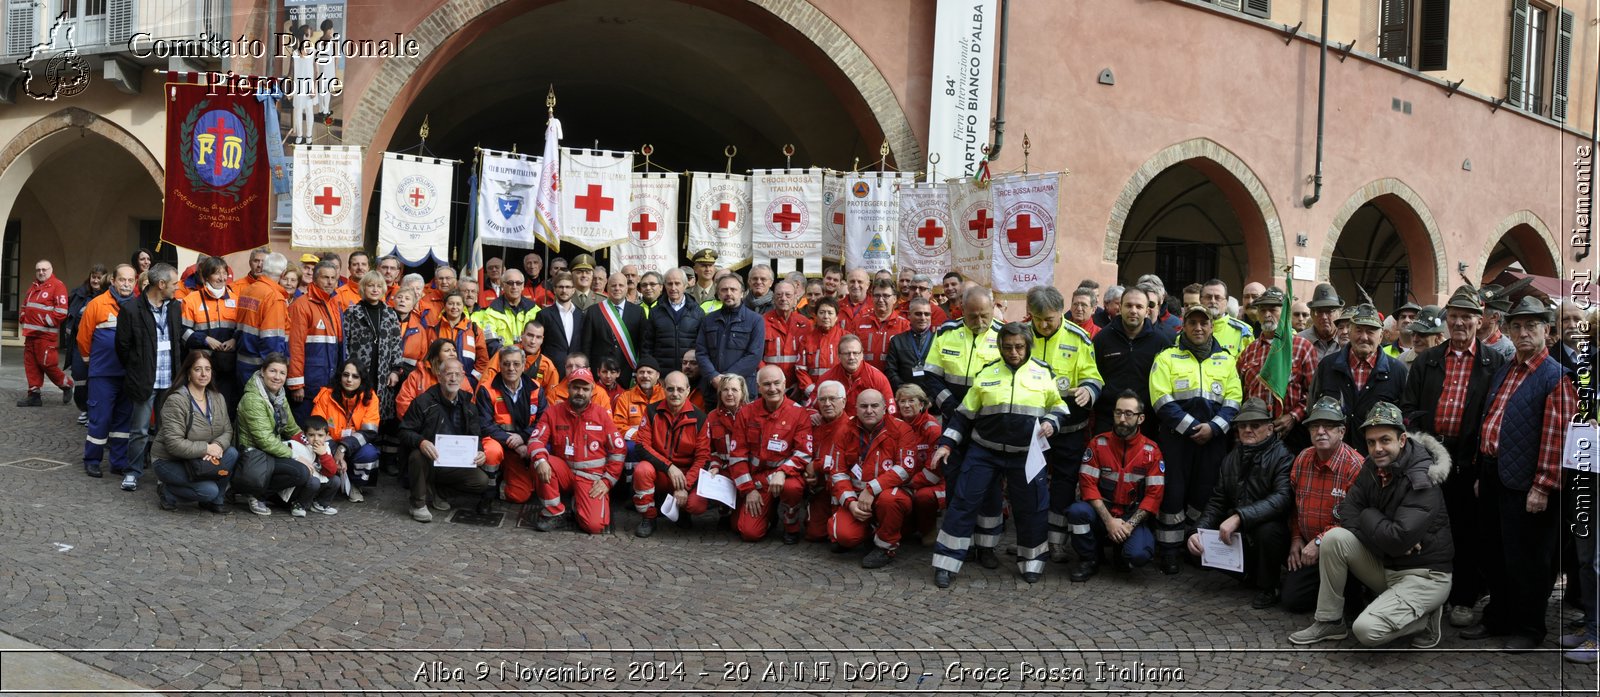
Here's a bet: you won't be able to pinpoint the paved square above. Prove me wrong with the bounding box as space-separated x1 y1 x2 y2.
0 354 1592 693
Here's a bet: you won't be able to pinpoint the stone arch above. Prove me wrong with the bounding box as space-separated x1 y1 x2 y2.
0 107 163 217
343 0 920 166
1320 178 1448 298
1104 137 1287 283
1478 210 1561 280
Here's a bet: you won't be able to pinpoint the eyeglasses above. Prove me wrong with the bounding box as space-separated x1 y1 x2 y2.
1112 410 1142 418
505 280 525 286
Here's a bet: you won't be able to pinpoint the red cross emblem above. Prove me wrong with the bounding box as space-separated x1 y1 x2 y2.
574 184 614 223
407 187 427 208
1006 213 1044 257
631 213 657 240
314 187 341 216
771 203 802 232
711 203 738 229
916 219 944 247
968 209 993 241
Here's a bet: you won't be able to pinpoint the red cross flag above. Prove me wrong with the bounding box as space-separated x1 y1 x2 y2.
377 152 455 265
751 168 824 276
822 172 846 264
687 171 752 269
291 145 364 251
948 178 994 287
559 148 635 252
896 181 952 277
616 172 680 274
989 172 1060 294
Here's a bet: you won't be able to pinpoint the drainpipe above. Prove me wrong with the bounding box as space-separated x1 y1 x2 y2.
1302 0 1329 208
985 0 1010 162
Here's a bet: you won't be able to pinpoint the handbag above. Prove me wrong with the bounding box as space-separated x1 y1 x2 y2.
234 448 275 492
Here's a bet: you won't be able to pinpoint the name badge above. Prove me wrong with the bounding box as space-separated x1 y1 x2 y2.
585 423 602 431
1174 378 1190 391
767 438 787 451
341 428 353 438
912 368 925 377
564 444 575 457
851 464 863 480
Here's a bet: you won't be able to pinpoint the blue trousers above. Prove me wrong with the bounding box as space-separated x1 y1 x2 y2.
932 445 1049 576
345 442 381 489
122 392 166 478
1066 501 1155 566
1156 427 1229 550
152 448 237 506
1043 429 1089 546
83 376 131 473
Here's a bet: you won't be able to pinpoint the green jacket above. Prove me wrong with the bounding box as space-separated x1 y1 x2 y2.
236 372 301 458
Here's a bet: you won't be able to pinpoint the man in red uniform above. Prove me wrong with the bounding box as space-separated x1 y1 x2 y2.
851 280 909 372
829 389 917 569
631 371 712 538
837 269 871 324
808 380 853 542
763 280 812 399
898 383 945 542
17 259 72 406
813 335 896 416
1067 390 1165 581
527 368 626 534
729 365 814 543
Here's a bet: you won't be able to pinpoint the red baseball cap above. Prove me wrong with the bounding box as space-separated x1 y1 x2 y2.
566 368 594 385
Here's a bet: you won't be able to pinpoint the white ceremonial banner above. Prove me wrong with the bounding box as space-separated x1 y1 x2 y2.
618 172 681 275
896 181 953 277
752 168 825 276
844 171 913 273
989 172 1060 294
927 0 997 179
476 149 540 248
948 178 994 286
533 117 563 249
559 147 634 252
377 153 454 265
687 172 752 269
291 145 363 250
821 171 846 265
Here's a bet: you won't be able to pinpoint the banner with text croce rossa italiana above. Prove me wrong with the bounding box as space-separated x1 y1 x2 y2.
988 172 1060 294
687 172 752 269
752 168 825 276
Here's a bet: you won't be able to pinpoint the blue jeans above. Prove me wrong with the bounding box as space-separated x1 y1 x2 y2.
121 392 166 478
152 448 237 506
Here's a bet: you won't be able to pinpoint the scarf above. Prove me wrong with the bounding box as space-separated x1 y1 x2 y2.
252 373 291 436
1180 335 1215 361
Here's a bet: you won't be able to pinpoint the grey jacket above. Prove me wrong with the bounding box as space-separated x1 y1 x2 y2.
151 388 233 462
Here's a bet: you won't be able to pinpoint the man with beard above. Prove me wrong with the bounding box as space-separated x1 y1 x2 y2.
535 272 585 376
1235 287 1318 450
1093 285 1172 433
694 273 765 398
1068 390 1164 582
1186 398 1294 609
1311 304 1408 453
527 368 626 534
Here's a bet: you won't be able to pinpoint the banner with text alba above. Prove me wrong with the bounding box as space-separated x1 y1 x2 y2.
617 172 681 274
377 153 454 265
687 172 752 269
989 172 1060 294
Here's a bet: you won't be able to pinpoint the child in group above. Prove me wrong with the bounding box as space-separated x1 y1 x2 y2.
299 416 343 516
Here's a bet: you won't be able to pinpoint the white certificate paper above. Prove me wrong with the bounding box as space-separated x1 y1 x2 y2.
1197 528 1245 572
696 472 739 508
1024 423 1050 483
434 434 478 468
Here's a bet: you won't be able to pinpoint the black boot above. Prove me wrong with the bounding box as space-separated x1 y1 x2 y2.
15 392 41 407
1069 560 1099 582
974 547 1001 569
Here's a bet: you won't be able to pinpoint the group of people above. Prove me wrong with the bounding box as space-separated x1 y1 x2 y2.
16 244 1596 660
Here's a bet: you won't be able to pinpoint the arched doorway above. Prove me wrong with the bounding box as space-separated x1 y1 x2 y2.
1106 138 1285 293
0 109 164 338
1321 179 1446 309
1481 211 1561 280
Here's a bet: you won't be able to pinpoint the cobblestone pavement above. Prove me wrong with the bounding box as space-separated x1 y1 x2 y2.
0 349 1594 694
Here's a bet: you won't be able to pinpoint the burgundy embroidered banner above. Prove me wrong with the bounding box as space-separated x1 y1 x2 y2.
161 80 271 257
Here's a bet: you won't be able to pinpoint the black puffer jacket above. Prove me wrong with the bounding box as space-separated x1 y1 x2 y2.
1337 432 1453 572
1196 434 1294 529
642 300 704 375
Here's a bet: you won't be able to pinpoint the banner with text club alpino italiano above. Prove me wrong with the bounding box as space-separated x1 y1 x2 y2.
988 172 1060 294
752 168 825 276
162 80 271 257
616 172 681 274
291 145 363 251
687 172 752 270
475 148 541 248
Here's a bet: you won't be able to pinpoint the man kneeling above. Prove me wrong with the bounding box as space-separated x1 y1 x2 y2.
1186 397 1294 609
1289 401 1452 648
527 368 625 533
829 389 915 569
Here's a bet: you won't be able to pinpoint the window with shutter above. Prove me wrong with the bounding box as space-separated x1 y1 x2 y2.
105 0 132 45
5 0 37 56
1417 0 1450 71
1214 0 1244 11
1379 0 1412 66
1551 8 1573 122
1506 0 1528 108
1243 0 1270 18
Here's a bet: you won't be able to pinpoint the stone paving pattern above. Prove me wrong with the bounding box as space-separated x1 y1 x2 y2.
0 350 1593 694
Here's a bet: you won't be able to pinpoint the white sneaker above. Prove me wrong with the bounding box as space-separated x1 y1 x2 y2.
310 502 339 515
347 489 365 503
120 474 138 491
411 505 433 523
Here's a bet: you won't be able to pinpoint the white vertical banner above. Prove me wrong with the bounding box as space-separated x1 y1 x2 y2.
989 172 1060 294
533 117 563 249
559 147 634 252
896 182 952 277
751 167 825 276
844 171 913 273
291 145 364 250
377 153 455 265
687 172 752 269
821 171 846 266
475 149 540 248
927 0 997 179
949 179 994 287
618 172 681 275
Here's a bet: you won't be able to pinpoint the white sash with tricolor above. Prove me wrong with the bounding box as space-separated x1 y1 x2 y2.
598 300 637 370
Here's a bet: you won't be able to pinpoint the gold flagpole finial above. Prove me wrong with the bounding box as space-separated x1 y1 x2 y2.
878 140 890 171
546 85 556 118
782 144 795 169
419 115 430 143
1022 133 1031 173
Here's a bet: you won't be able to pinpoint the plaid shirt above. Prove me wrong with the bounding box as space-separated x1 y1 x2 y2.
151 300 173 391
1479 348 1577 495
1348 350 1377 392
1289 441 1364 542
1433 341 1477 438
1236 332 1318 421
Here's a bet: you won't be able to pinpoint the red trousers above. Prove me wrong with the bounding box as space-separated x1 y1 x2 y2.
911 484 946 537
733 472 805 542
830 487 912 551
482 438 535 504
805 488 831 541
536 457 611 534
632 464 709 519
23 335 69 393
